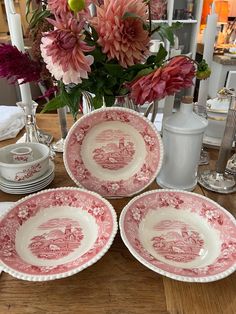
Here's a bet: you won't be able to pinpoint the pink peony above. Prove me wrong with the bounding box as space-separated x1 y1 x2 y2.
92 0 150 68
129 56 196 105
41 15 94 84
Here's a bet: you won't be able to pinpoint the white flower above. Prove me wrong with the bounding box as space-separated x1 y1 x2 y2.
205 210 219 220
131 208 141 221
76 132 85 142
18 207 29 219
144 135 154 145
110 183 120 191
92 207 104 216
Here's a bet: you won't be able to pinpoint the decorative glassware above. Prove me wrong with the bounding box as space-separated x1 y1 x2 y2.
51 107 68 153
113 94 140 111
17 101 53 144
198 95 236 194
81 92 140 113
226 153 236 176
193 102 209 165
144 100 158 123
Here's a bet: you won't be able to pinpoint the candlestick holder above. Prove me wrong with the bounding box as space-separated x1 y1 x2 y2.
51 107 68 153
144 100 158 123
17 101 53 145
226 153 236 176
198 95 236 194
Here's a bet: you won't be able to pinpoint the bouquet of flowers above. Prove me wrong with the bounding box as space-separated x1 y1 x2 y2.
0 0 210 120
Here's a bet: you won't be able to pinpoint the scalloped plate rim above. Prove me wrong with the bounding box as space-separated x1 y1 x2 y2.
119 189 236 283
0 187 118 281
63 107 163 198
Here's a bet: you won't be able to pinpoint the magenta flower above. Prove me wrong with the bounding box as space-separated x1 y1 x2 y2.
92 0 149 68
0 44 41 84
129 56 196 105
41 15 94 84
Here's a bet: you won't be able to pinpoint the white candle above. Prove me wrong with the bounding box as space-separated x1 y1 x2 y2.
4 0 33 114
197 11 218 107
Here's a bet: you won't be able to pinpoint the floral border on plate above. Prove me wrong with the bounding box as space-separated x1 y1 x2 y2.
63 107 163 198
0 187 118 281
119 189 236 283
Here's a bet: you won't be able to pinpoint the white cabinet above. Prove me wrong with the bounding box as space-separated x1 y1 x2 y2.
152 0 203 59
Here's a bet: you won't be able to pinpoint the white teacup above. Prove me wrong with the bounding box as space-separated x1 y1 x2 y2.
10 147 33 164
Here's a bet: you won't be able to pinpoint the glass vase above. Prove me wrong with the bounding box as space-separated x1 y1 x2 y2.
193 103 209 165
81 92 140 113
113 94 140 111
51 107 68 153
198 95 236 193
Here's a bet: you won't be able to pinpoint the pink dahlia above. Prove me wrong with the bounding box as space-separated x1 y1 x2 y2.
92 0 150 68
48 0 93 18
47 0 70 16
129 56 196 105
41 15 94 84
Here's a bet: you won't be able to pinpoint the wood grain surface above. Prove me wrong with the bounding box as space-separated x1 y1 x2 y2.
0 114 235 314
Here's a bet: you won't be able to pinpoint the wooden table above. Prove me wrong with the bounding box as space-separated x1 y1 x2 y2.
0 114 235 314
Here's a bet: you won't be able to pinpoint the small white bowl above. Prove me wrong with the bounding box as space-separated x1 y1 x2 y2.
0 143 50 182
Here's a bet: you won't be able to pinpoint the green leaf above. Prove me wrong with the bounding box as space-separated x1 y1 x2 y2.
158 24 175 45
155 44 168 65
104 95 115 107
90 47 106 62
134 67 154 80
103 88 114 95
171 22 183 31
104 64 124 78
156 22 183 45
119 87 129 95
61 85 82 120
26 0 33 23
106 76 118 88
29 9 51 29
146 55 157 65
41 95 65 113
93 96 103 109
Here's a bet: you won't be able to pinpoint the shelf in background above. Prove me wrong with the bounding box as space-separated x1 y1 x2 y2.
152 19 198 24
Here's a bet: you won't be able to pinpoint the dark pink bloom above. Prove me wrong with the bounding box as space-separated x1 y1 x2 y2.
0 44 41 84
36 86 58 100
129 56 196 105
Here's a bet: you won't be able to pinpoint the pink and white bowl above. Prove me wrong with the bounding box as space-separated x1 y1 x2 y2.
0 187 117 281
63 107 163 198
0 143 50 183
119 189 236 282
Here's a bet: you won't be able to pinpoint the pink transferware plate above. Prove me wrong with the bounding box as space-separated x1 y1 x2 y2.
0 188 117 281
64 107 163 198
119 189 236 282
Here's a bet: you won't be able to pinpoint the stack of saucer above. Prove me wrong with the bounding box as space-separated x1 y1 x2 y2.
0 161 55 194
0 143 55 195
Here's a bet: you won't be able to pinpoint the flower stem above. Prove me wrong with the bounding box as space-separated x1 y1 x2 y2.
148 1 152 35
